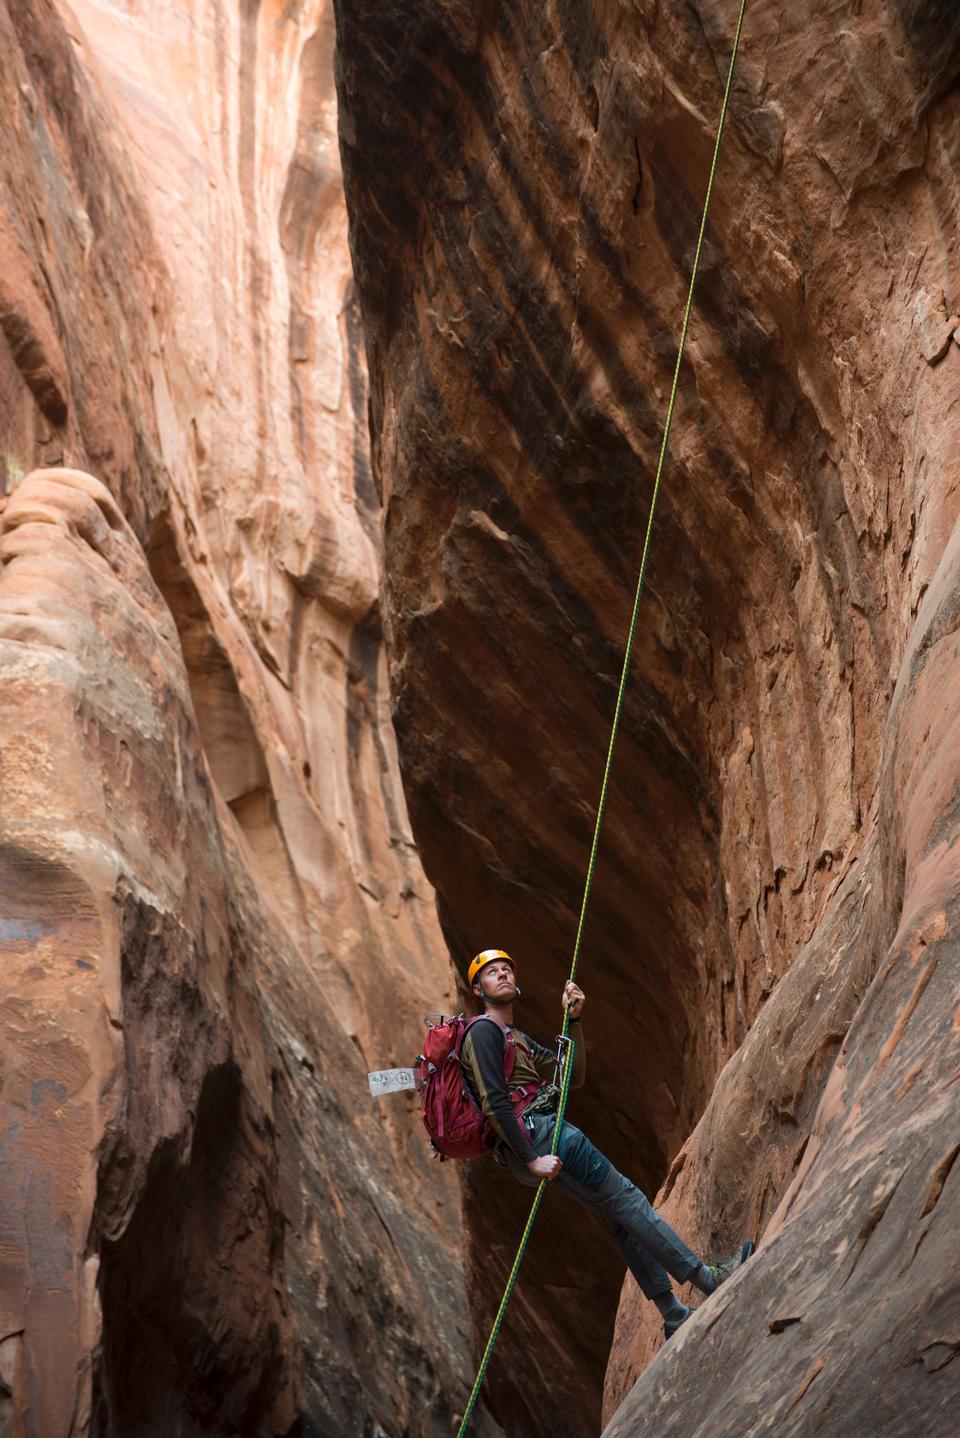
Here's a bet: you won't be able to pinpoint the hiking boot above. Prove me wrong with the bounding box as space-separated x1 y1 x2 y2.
707 1239 755 1290
663 1305 690 1342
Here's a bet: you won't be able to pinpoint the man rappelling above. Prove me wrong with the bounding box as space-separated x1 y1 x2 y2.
450 948 755 1343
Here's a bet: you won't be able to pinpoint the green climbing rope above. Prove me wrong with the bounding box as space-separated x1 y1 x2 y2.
455 3 749 1432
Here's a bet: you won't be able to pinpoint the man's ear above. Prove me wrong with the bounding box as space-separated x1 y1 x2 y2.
472 982 482 999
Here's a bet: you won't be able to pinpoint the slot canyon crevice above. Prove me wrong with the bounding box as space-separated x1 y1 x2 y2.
0 0 959 1435
332 0 960 1433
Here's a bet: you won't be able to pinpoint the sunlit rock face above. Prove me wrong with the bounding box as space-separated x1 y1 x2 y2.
0 2 491 1434
333 0 960 1432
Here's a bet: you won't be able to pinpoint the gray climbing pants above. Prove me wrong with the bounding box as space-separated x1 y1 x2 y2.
501 1113 703 1298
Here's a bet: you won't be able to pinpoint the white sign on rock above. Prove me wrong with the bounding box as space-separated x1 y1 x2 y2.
368 1067 417 1097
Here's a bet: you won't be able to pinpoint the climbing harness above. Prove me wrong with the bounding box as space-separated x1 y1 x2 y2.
454 2 750 1432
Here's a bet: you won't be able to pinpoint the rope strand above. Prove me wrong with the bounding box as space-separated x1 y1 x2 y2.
455 5 748 1430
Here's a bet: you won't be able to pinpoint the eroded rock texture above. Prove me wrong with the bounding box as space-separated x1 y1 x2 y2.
333 0 960 1432
0 2 490 1434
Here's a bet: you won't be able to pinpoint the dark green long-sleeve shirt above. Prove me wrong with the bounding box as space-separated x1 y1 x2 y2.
460 1016 586 1162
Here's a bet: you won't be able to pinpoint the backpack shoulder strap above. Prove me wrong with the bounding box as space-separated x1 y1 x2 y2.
463 1014 513 1044
460 1014 516 1080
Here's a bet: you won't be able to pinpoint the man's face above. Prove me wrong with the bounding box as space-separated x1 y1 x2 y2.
474 959 516 1004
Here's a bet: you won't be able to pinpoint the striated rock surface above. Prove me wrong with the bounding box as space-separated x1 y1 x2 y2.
333 0 960 1432
0 466 301 1434
0 2 492 1434
602 529 960 1432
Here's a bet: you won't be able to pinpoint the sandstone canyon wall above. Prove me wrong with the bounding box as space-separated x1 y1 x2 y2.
333 0 960 1433
0 3 493 1434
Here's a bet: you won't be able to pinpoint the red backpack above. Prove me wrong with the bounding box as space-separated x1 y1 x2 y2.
417 1014 538 1160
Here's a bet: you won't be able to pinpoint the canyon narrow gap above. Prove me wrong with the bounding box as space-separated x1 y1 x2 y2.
1 1 959 1436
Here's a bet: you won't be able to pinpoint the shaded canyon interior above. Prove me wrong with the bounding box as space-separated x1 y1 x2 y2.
1 2 959 1438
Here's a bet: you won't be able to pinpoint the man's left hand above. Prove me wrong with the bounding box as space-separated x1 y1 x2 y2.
562 980 586 1019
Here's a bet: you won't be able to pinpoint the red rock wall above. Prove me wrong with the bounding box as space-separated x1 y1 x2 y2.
0 2 494 1434
332 0 960 1433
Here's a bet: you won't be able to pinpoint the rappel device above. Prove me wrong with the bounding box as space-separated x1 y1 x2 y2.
552 1033 571 1088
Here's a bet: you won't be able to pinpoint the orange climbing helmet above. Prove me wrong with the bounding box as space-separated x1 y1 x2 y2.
467 949 516 987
